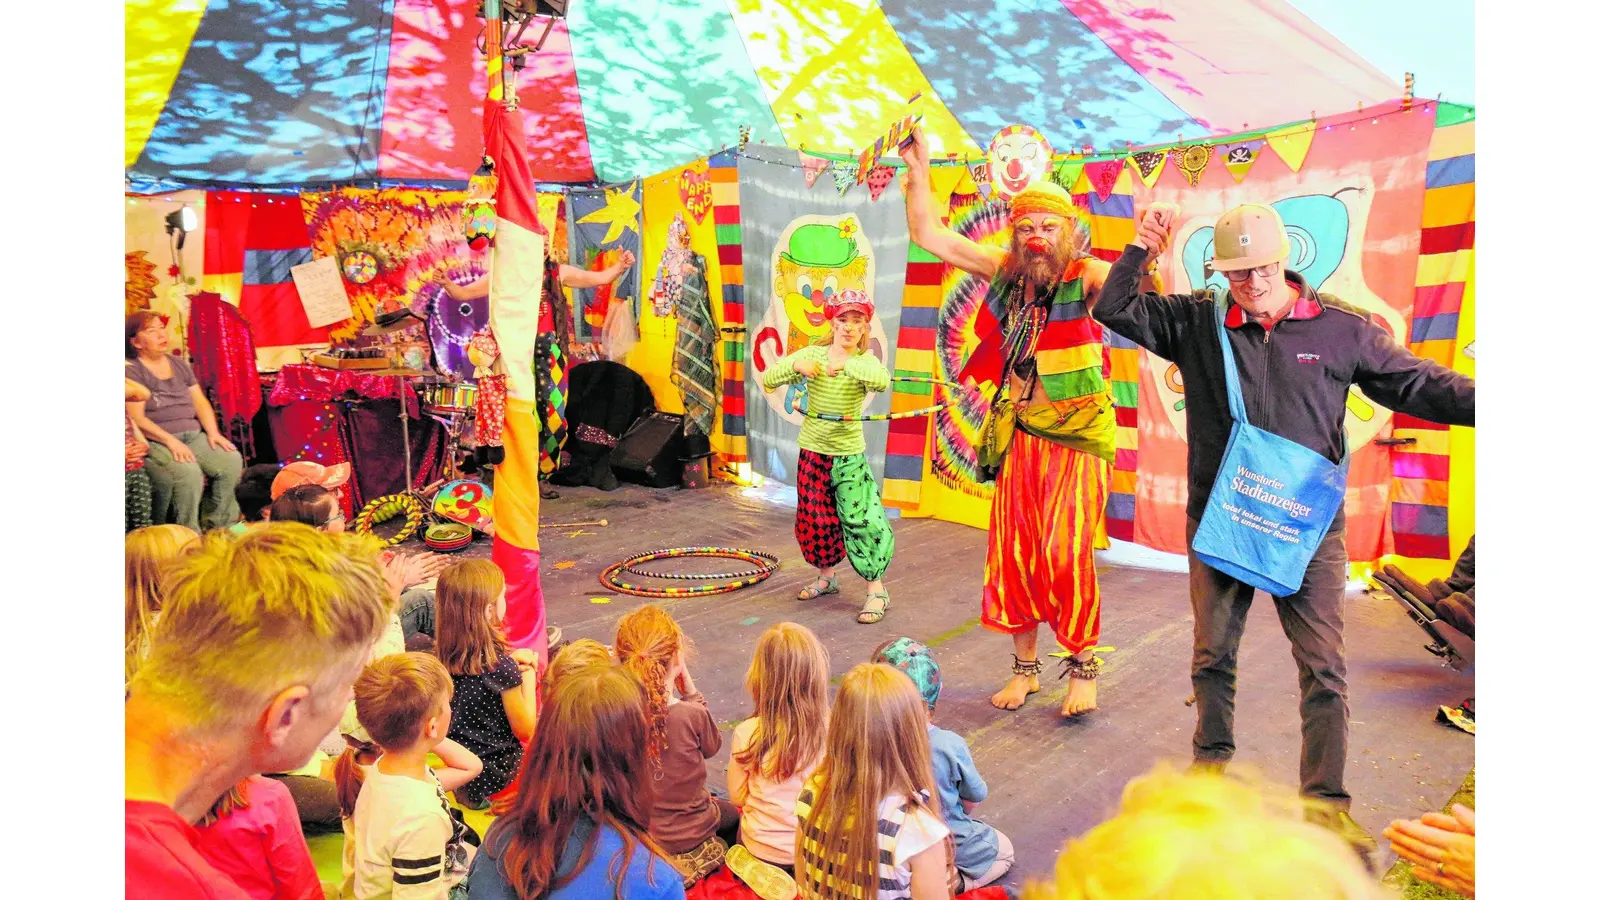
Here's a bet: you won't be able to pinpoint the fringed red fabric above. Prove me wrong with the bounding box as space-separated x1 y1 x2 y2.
186 291 261 457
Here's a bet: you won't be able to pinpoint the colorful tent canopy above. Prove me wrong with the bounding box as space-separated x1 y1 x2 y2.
127 0 1447 191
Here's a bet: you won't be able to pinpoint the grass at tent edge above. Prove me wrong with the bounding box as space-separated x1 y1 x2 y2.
1382 769 1474 899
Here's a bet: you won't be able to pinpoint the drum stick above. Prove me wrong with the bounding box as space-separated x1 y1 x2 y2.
540 518 609 528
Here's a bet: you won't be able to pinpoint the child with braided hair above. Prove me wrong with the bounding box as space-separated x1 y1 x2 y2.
760 290 896 625
614 605 739 887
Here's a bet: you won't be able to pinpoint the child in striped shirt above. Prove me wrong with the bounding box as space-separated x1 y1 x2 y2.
760 290 895 624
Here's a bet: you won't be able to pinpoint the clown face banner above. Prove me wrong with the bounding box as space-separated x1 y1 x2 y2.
987 124 1054 201
737 145 910 486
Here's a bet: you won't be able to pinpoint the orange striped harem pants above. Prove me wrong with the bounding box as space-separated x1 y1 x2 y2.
981 429 1112 654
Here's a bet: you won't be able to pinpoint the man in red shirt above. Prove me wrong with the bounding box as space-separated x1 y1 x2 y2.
126 524 393 897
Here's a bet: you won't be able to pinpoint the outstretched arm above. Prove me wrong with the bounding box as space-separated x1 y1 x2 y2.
903 127 1005 280
1091 204 1193 361
560 250 637 289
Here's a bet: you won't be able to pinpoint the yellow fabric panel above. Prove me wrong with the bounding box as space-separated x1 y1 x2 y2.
1034 343 1101 374
200 273 242 307
494 397 542 552
1421 184 1474 228
125 0 208 168
1392 429 1451 456
1428 122 1475 161
1415 249 1473 287
1089 214 1135 248
726 0 980 158
628 160 730 448
1111 468 1137 495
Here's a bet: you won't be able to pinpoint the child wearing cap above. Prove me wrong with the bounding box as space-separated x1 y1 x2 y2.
759 291 896 624
872 637 1015 892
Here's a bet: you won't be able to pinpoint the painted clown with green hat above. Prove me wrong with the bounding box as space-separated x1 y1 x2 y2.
773 216 872 355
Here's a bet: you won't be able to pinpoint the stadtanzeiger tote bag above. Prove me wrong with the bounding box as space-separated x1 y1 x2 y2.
1191 300 1349 596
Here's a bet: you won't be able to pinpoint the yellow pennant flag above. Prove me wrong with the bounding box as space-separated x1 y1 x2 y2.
1128 149 1167 188
1265 124 1316 173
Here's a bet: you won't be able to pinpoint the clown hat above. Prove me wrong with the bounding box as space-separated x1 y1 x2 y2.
780 220 859 268
271 460 352 500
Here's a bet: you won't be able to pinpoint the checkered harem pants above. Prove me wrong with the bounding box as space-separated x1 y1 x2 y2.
795 449 894 581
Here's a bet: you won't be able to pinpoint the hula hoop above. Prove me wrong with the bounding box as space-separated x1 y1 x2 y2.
798 375 973 423
353 493 425 547
600 547 780 598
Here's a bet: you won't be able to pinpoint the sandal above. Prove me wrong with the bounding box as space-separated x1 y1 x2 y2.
857 590 890 624
797 575 839 601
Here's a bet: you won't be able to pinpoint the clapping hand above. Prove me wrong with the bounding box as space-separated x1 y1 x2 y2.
1384 804 1475 897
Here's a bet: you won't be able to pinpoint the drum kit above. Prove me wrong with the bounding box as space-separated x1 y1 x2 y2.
364 308 483 487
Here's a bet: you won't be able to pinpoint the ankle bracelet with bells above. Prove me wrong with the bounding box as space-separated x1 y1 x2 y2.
1058 654 1103 681
1011 655 1044 677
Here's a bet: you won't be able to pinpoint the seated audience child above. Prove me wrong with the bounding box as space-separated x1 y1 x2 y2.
125 523 199 685
125 524 393 898
233 463 283 530
466 665 686 900
192 776 324 900
350 652 484 900
334 729 383 900
725 623 829 897
794 663 951 900
872 637 1013 892
1021 763 1385 900
542 637 613 694
434 559 537 810
615 605 737 886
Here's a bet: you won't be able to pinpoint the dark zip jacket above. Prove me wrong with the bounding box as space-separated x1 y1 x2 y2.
1094 243 1475 523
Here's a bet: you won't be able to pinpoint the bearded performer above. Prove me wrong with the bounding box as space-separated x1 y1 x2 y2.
902 127 1168 717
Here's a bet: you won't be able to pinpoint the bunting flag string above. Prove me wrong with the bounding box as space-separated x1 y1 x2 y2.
1221 140 1265 183
831 160 859 194
1129 150 1167 188
1083 159 1124 202
1266 124 1316 172
800 153 828 189
1169 144 1213 186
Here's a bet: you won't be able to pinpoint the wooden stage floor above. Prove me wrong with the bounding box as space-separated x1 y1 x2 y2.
454 479 1473 891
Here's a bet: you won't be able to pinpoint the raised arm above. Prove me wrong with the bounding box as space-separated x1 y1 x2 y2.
559 249 636 289
902 128 1005 280
1091 205 1194 361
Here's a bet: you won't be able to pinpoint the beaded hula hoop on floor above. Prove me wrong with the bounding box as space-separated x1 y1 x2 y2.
797 375 973 423
600 547 781 598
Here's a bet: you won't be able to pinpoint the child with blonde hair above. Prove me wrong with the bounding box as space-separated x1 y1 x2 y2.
542 637 613 696
348 652 484 899
794 663 950 900
1021 763 1384 900
124 523 199 685
434 558 537 810
192 776 323 900
615 604 737 885
725 623 829 896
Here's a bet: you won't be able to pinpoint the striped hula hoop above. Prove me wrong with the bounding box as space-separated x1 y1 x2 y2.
600 547 781 598
799 375 973 423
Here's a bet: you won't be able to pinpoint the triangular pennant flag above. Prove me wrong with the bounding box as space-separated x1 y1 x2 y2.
1221 139 1265 183
1083 159 1123 202
801 153 828 189
1051 159 1084 192
865 165 896 201
969 160 990 185
832 160 859 194
1129 150 1167 188
1265 124 1315 172
1168 144 1213 187
951 164 978 196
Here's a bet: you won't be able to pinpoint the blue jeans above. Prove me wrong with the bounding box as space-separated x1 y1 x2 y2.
398 588 436 644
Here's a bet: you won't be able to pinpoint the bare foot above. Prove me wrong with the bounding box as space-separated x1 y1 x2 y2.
990 673 1040 710
1061 676 1098 717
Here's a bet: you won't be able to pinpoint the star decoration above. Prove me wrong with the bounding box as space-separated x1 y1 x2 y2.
554 561 576 570
577 181 641 244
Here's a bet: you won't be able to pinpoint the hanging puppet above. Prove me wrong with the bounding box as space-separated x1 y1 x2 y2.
649 213 693 319
467 326 507 467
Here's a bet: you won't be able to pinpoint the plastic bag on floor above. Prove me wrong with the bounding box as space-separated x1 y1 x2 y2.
601 300 638 362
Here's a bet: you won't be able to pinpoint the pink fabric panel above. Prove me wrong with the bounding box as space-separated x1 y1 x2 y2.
1060 0 1399 133
381 2 597 183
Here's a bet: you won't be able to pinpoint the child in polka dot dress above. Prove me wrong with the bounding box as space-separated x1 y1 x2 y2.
435 559 538 811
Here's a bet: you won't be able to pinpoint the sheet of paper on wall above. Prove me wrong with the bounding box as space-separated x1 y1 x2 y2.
291 255 354 328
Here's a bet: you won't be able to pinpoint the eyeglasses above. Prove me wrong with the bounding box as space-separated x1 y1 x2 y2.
1220 262 1281 282
322 512 346 529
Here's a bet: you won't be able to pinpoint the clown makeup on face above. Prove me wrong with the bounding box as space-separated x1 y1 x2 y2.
831 310 867 353
1007 215 1074 285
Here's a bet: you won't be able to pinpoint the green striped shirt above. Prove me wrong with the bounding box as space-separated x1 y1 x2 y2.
760 345 890 455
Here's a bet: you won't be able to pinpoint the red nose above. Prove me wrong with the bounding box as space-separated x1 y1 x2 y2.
1025 237 1049 253
1007 159 1024 178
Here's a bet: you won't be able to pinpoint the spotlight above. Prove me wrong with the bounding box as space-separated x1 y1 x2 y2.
165 206 197 250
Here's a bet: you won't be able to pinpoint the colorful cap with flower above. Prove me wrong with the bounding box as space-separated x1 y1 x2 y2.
872 636 942 711
825 288 874 322
271 460 352 500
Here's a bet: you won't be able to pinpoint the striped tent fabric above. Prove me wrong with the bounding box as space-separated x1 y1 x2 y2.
1388 104 1475 560
709 150 749 465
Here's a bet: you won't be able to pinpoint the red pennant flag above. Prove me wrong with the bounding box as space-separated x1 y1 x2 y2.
1083 159 1123 202
866 165 896 201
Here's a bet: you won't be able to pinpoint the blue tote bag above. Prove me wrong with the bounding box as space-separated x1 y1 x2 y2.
1191 300 1349 596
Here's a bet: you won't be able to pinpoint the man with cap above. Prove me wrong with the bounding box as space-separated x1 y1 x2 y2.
1093 202 1475 859
902 127 1164 718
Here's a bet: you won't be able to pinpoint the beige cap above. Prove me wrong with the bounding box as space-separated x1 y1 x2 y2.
271 460 352 499
1209 204 1290 272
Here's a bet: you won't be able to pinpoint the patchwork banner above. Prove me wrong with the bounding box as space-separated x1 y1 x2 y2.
567 179 643 339
738 145 910 486
202 191 327 352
